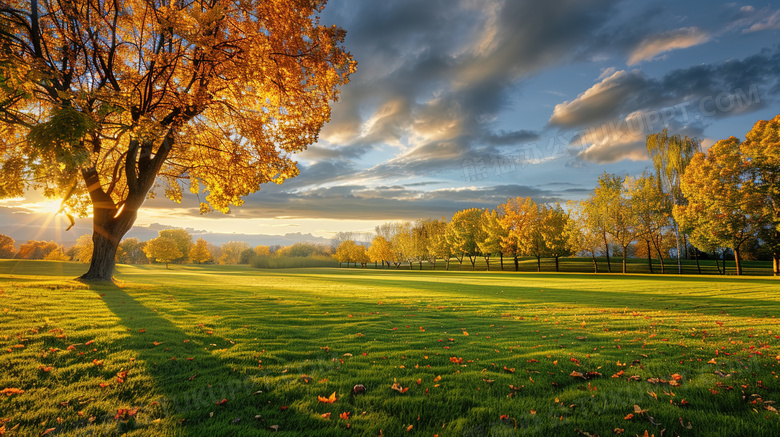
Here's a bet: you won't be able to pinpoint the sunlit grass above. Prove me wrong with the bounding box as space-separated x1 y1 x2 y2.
0 261 778 436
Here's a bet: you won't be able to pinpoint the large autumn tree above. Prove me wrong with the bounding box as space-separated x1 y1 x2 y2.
740 115 780 276
0 0 355 280
675 137 765 275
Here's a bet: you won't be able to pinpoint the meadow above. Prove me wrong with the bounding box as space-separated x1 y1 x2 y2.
0 260 778 436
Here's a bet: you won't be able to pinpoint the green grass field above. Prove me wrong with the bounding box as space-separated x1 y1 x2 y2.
1 260 778 436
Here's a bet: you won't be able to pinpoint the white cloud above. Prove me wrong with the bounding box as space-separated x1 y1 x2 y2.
743 10 780 33
627 27 710 65
549 70 645 128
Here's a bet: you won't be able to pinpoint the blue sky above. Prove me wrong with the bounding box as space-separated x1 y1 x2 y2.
2 0 780 243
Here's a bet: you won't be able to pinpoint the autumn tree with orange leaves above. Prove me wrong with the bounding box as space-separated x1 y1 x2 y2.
0 0 355 280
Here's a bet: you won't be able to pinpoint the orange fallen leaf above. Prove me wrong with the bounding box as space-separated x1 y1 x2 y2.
433 375 441 382
1 388 24 396
321 413 331 419
85 340 95 346
624 413 634 420
339 412 350 420
216 399 227 406
406 425 413 431
92 359 104 366
318 392 337 404
391 382 409 393
41 427 56 435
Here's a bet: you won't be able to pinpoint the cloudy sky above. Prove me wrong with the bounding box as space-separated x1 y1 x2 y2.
2 0 780 244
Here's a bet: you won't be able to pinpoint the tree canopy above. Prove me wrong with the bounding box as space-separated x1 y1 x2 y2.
0 0 355 280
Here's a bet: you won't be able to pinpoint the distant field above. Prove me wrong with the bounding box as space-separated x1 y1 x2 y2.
0 260 778 436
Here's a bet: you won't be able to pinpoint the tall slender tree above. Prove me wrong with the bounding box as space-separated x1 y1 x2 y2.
646 130 702 273
479 209 505 271
540 203 571 272
446 208 482 270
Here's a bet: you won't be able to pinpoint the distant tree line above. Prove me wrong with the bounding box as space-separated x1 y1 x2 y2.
332 116 780 276
0 230 332 269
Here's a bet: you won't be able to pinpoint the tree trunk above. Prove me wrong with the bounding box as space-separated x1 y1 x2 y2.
80 133 177 282
734 247 742 276
651 236 665 274
513 255 519 271
712 250 720 274
535 256 540 272
445 257 450 271
499 253 503 271
484 256 490 271
408 261 413 270
554 256 559 272
80 179 139 281
694 249 701 274
774 253 779 277
645 240 653 274
603 231 611 273
432 259 436 271
418 260 422 270
470 256 476 271
673 223 682 274
622 245 628 274
591 252 598 273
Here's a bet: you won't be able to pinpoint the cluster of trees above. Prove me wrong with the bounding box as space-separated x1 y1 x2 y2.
333 117 780 276
0 230 333 269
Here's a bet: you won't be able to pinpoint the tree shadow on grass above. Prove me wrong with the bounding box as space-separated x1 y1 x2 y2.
84 281 276 436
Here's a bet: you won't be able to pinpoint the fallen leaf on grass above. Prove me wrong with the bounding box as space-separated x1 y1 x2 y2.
216 399 227 406
114 408 138 420
321 413 331 419
41 428 56 436
433 375 441 382
391 382 409 393
318 392 337 404
679 417 692 429
339 412 350 420
1 388 24 396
